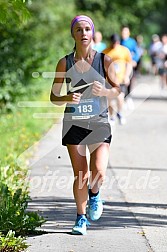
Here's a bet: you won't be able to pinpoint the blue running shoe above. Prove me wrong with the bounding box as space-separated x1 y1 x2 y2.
71 215 90 235
88 193 103 221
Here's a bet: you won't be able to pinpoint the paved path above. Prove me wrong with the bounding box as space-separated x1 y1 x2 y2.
26 75 167 252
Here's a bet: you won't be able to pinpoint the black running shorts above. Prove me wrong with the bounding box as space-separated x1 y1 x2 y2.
62 120 112 146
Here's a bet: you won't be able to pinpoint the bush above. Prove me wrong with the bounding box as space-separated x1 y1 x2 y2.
0 165 45 235
0 23 46 112
0 230 29 252
0 0 76 112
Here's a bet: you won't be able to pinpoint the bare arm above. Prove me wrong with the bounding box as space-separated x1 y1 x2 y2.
92 54 121 98
50 57 82 106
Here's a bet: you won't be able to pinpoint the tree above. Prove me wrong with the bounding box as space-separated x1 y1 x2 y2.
0 0 30 25
0 0 76 111
75 0 167 39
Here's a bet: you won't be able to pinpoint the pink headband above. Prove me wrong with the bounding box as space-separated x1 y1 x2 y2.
71 15 95 37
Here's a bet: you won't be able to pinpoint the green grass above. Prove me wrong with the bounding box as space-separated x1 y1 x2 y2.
0 79 59 167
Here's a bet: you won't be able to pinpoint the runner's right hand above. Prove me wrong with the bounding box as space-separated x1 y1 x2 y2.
67 92 82 104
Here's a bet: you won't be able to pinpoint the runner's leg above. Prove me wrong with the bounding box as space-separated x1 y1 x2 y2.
88 142 110 193
67 144 89 215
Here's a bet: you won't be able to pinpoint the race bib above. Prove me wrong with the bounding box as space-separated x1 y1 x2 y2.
70 97 100 120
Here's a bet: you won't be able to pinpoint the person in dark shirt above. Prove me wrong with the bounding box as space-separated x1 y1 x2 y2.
50 15 120 235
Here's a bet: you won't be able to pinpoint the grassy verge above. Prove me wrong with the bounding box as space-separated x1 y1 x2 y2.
1 83 54 166
0 78 60 250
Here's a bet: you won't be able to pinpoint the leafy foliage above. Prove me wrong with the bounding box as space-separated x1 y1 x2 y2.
0 165 45 235
0 0 30 25
0 18 48 112
75 0 167 37
0 230 29 252
0 0 76 112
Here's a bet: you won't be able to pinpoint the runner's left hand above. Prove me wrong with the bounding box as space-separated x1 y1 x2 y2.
92 81 106 97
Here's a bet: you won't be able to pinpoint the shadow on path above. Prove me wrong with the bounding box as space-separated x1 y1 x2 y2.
28 197 167 235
